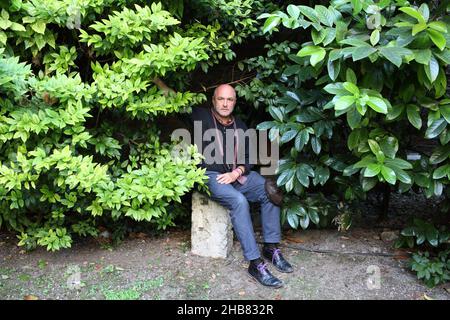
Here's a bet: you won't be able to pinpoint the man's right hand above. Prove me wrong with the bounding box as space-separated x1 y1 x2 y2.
216 172 239 184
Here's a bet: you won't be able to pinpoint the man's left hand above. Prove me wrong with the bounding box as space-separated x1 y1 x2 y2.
216 172 239 184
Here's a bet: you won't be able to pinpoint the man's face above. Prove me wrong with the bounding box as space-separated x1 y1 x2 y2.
212 86 236 118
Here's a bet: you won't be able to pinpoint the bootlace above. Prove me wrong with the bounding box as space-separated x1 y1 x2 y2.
257 262 268 273
271 248 281 264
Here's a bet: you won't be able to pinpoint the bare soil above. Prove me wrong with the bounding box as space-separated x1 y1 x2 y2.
1 224 449 300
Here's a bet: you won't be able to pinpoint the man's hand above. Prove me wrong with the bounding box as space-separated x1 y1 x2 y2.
216 171 239 184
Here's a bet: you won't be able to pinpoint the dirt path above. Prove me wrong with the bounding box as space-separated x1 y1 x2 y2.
0 227 449 300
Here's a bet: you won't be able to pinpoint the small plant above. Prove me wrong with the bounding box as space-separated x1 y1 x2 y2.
409 249 450 288
395 218 450 248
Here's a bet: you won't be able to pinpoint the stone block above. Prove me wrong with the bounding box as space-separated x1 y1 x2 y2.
191 192 233 259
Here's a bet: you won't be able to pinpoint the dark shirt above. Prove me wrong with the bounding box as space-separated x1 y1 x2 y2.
189 107 252 175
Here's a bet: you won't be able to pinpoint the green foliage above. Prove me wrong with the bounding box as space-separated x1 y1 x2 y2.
395 218 450 248
0 0 277 250
241 0 450 232
409 250 450 288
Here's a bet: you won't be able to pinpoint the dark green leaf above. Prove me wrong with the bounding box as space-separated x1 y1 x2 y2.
425 118 446 139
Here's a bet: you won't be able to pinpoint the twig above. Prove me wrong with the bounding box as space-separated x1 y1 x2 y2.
199 74 257 92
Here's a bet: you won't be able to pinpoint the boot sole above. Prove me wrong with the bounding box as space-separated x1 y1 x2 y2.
246 271 283 289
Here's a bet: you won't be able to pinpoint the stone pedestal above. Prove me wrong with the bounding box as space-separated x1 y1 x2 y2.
191 192 233 259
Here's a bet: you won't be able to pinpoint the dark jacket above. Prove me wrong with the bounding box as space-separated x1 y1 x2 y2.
189 107 253 175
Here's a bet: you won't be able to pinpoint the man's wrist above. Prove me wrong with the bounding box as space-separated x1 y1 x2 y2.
231 169 241 179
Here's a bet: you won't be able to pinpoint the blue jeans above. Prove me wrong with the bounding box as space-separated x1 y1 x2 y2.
205 170 281 261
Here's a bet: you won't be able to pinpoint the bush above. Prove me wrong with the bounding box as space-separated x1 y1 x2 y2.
0 0 278 250
239 0 450 231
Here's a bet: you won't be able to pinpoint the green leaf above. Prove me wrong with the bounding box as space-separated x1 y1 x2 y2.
399 7 426 24
257 121 276 130
315 5 334 27
414 49 431 65
287 5 301 19
311 136 321 154
335 96 355 110
277 168 295 186
298 46 326 66
368 139 385 162
269 106 284 122
379 47 412 67
379 137 398 159
296 167 310 187
295 130 309 151
299 215 310 230
346 68 357 84
406 105 422 129
367 97 388 114
308 209 320 225
0 31 6 45
425 55 440 83
362 177 378 191
412 22 427 36
430 145 450 164
347 108 362 129
343 82 360 96
370 29 380 46
327 58 341 81
392 168 411 184
428 21 447 34
364 163 381 177
433 165 449 179
381 166 396 185
351 0 363 15
281 130 298 143
287 210 299 229
425 118 446 139
262 16 281 34
427 29 446 51
31 21 46 34
440 105 450 124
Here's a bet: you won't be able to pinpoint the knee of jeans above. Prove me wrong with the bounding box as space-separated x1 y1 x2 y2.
232 194 249 210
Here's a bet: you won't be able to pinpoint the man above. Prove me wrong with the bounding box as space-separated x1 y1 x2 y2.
190 84 293 288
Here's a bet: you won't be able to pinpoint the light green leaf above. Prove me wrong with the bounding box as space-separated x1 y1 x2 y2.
427 29 446 51
335 96 356 110
399 7 426 24
262 16 281 34
297 46 326 66
367 97 388 114
381 166 396 185
287 5 301 19
428 21 447 33
364 163 381 177
370 29 380 46
343 82 360 96
414 49 431 65
31 21 46 34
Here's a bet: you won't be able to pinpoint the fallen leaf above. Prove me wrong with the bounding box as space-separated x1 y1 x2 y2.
1 275 9 280
285 236 304 243
238 291 245 296
274 294 282 300
340 236 350 240
24 295 38 300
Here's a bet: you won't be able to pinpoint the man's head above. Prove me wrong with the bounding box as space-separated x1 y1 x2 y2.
212 84 236 119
